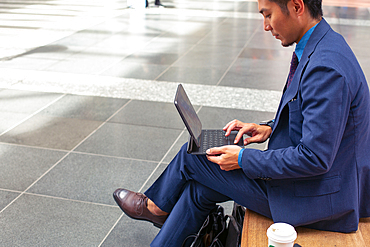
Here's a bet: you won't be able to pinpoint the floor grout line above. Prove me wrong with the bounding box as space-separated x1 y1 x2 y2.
0 140 169 165
23 191 120 208
215 22 261 86
0 99 134 216
153 17 230 81
0 151 70 215
98 212 125 247
138 128 187 193
0 93 67 137
138 105 203 193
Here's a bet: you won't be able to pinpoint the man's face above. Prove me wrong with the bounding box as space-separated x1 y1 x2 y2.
258 0 300 47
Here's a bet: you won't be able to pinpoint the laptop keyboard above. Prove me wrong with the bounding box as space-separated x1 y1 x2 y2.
201 130 230 151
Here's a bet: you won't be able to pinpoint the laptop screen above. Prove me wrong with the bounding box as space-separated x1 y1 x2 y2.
174 84 202 147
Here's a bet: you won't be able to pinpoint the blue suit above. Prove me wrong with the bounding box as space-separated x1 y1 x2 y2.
240 18 370 232
145 19 370 246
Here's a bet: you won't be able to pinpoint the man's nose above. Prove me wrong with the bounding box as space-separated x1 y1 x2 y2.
264 24 272 31
264 20 272 31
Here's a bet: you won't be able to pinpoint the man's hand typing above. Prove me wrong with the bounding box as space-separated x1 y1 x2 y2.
223 119 272 145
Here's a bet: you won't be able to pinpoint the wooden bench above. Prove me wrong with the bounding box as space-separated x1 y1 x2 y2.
241 209 370 246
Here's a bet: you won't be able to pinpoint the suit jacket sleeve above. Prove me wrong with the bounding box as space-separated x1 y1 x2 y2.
240 53 352 180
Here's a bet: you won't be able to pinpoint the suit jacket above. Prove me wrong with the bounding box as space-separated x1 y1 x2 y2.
241 18 370 233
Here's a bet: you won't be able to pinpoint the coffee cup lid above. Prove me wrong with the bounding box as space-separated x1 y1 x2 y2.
267 222 297 243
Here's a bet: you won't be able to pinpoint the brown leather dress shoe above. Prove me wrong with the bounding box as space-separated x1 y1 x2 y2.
113 188 168 228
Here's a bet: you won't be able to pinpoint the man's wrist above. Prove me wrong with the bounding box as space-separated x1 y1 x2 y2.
260 119 275 128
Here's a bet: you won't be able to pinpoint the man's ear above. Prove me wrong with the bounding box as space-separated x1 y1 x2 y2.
291 0 305 16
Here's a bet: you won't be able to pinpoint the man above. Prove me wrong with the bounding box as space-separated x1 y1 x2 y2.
146 0 164 8
114 0 370 246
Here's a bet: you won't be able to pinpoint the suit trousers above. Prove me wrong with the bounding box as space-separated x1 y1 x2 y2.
145 143 271 247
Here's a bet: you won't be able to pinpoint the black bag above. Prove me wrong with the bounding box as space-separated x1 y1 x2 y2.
182 206 228 247
182 203 245 247
224 203 245 247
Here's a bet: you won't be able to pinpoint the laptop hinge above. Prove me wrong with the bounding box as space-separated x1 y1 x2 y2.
187 135 198 154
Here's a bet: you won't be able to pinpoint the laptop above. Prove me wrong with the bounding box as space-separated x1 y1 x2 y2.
174 84 244 155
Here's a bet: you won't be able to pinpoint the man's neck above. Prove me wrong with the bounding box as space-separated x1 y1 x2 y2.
296 16 322 44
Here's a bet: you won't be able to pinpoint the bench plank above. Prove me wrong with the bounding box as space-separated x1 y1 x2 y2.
241 209 369 247
359 218 370 245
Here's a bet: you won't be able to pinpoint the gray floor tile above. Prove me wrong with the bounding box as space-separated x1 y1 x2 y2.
80 45 130 60
157 66 225 85
94 33 157 53
247 31 289 50
172 52 235 70
139 38 194 54
163 131 189 163
123 52 180 65
239 47 293 60
166 20 213 37
109 100 185 129
101 60 169 80
27 152 159 205
0 115 103 150
0 57 59 71
18 44 71 60
0 112 31 134
191 44 243 58
75 122 183 161
87 20 131 35
52 30 108 47
101 216 160 247
0 190 20 211
0 143 67 191
0 89 63 114
44 52 125 75
219 57 288 91
40 94 129 121
198 30 254 48
197 106 275 129
160 32 206 45
0 194 121 247
217 18 260 33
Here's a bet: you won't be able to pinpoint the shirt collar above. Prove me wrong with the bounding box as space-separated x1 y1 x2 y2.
295 23 319 62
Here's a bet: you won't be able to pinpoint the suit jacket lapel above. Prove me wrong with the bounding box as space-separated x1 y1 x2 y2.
271 19 331 136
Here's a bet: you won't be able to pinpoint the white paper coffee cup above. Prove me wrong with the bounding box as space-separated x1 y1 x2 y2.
267 222 297 247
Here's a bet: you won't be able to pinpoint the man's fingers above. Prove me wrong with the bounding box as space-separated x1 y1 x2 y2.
206 154 221 164
224 120 244 136
206 147 221 155
234 131 244 144
223 122 237 136
244 135 263 145
223 120 234 131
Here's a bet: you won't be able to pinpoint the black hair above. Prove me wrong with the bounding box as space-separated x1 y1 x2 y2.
269 0 323 19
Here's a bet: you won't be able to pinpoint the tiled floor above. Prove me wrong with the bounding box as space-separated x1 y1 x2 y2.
0 0 369 246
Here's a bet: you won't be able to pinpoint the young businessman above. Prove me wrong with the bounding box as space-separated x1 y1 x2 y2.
114 0 370 246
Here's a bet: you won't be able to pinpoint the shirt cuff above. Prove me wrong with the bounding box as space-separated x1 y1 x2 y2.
238 148 245 168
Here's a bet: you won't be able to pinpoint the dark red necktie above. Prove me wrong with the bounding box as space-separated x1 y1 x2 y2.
286 52 299 88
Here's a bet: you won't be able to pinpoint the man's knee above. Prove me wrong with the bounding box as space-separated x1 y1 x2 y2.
183 181 221 209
